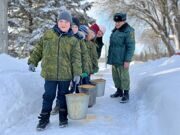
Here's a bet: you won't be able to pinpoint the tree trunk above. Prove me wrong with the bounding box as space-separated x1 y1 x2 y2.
173 15 180 50
0 0 8 54
28 14 33 33
161 35 175 56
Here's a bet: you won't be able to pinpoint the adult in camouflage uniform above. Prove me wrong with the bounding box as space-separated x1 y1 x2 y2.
28 11 82 130
107 13 135 103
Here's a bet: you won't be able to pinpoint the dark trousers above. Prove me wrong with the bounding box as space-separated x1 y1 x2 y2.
81 76 90 84
54 76 91 107
41 80 70 113
76 76 91 93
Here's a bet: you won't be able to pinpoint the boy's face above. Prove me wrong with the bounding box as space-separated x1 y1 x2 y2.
87 30 95 41
58 20 71 32
72 25 79 34
97 30 103 37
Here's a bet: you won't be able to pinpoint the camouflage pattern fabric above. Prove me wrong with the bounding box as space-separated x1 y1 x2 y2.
28 29 82 81
85 41 99 74
79 40 91 74
112 65 130 90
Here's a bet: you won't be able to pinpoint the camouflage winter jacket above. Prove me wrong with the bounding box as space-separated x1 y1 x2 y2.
74 32 91 74
28 25 82 81
79 40 92 74
85 40 99 74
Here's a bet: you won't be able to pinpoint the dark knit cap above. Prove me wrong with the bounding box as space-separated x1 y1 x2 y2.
113 13 127 22
58 10 72 24
72 17 80 27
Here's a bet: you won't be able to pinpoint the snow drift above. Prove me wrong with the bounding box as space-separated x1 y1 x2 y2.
0 54 180 135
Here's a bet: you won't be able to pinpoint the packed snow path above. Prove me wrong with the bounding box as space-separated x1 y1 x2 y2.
1 54 180 135
2 69 138 135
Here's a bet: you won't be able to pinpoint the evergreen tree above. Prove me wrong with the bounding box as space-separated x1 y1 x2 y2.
8 0 94 57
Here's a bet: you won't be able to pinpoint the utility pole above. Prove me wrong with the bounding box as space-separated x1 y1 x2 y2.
0 0 8 54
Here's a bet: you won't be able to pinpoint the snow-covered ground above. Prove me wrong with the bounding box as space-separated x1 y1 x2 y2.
0 54 180 135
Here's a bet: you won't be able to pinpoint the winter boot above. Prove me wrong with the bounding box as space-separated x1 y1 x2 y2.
59 109 68 128
51 104 59 115
120 90 129 103
36 112 50 131
110 88 123 98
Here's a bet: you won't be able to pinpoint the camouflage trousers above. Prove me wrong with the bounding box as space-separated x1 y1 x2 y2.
112 65 130 90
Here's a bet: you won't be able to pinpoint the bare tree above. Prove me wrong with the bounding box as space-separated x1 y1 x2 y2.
0 0 8 54
140 29 168 58
171 0 180 50
95 0 180 56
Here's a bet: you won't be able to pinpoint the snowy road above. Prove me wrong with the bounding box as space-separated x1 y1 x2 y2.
2 68 138 135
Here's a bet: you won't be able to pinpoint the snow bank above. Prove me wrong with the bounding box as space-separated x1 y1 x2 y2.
1 53 180 135
131 56 180 135
0 54 44 134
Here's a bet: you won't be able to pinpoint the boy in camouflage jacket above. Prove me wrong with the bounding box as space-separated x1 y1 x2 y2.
79 25 99 81
28 10 82 130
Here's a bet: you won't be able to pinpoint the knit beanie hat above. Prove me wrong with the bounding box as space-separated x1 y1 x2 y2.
89 23 100 35
72 17 80 27
79 25 89 35
98 25 106 34
58 10 72 24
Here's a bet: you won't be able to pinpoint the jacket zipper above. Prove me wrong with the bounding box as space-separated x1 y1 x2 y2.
57 34 63 80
